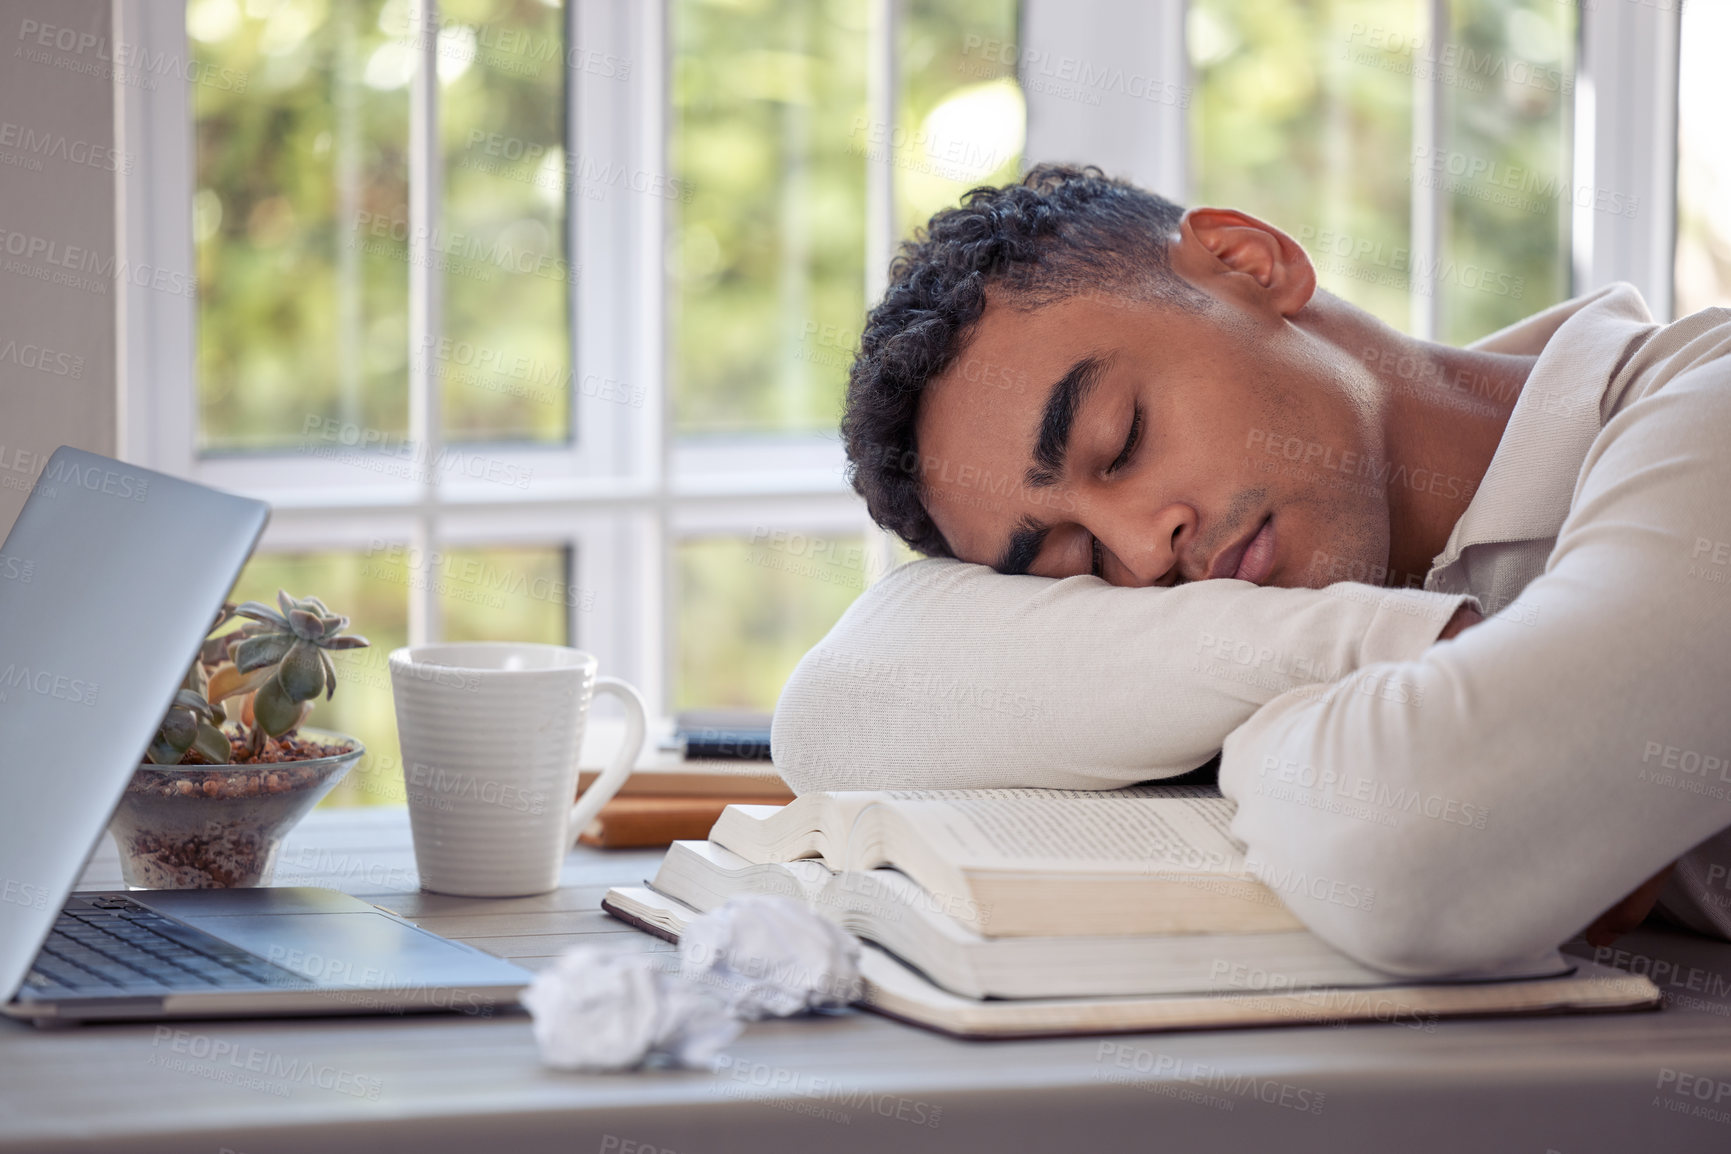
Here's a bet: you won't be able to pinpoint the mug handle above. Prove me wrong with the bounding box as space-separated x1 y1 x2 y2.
568 676 649 846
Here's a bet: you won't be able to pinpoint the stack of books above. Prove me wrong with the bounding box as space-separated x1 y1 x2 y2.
576 712 789 849
603 786 1659 1038
576 761 792 849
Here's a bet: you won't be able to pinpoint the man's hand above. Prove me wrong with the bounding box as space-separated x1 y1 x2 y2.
1583 863 1677 948
1435 603 1483 642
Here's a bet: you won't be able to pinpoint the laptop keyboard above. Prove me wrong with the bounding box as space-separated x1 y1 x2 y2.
24 895 310 995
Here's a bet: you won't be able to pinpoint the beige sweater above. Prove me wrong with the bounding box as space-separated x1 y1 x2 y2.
772 285 1731 975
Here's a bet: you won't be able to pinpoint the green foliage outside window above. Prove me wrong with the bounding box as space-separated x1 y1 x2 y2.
1191 0 1574 343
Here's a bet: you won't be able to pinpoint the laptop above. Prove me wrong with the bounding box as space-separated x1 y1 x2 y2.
0 447 531 1025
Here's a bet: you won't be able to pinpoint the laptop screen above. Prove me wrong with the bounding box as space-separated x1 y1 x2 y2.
0 448 268 1002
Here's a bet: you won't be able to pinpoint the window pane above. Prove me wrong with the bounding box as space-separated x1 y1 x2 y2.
436 544 572 644
1436 0 1574 343
670 0 868 434
1190 0 1574 342
224 551 410 809
1191 0 1417 330
1676 0 1731 314
191 0 410 451
677 534 874 712
897 0 1025 241
437 0 571 443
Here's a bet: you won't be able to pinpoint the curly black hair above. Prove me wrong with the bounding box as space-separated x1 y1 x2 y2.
841 164 1196 558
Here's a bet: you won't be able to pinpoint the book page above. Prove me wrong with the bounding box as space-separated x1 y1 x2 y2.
884 792 1249 875
708 796 867 863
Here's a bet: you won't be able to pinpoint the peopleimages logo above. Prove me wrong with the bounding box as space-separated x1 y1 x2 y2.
846 116 1016 183
390 13 630 83
16 19 249 93
0 225 198 299
149 1026 383 1098
1292 224 1525 300
404 762 546 816
31 454 149 503
299 417 535 490
1245 427 1479 504
1342 23 1572 97
363 540 597 612
0 877 52 911
959 35 1191 108
413 335 645 409
0 663 100 707
1244 859 1376 912
0 120 131 173
347 211 579 286
1256 755 1491 830
1412 145 1639 220
1093 1043 1327 1113
0 336 84 378
458 131 690 204
865 444 1082 515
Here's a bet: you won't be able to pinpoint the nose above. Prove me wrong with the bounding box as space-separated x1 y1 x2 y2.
1094 500 1198 587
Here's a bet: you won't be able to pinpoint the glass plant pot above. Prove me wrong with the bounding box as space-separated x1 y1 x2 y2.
107 729 363 889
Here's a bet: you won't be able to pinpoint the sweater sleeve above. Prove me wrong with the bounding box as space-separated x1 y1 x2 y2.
1218 356 1731 977
771 558 1469 794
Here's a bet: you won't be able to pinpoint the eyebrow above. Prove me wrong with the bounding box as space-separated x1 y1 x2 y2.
993 515 1050 577
1025 354 1108 489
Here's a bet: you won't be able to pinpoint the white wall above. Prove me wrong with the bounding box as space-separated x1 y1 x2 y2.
0 0 118 537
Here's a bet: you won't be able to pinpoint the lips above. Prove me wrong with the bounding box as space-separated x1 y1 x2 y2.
1208 516 1277 584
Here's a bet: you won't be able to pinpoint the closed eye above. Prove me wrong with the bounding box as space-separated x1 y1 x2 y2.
1090 405 1143 577
1107 405 1142 474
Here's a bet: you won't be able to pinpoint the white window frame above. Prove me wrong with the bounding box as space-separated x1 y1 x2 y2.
115 0 1684 717
1572 0 1681 319
116 0 876 719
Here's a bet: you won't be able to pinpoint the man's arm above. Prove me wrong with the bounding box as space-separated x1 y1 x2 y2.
1218 361 1731 976
1442 602 1670 950
772 558 1472 793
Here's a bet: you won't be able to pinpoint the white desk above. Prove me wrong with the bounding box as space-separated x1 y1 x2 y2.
3 806 1730 1153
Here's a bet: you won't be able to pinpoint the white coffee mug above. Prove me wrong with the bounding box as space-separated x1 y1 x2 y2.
388 642 647 897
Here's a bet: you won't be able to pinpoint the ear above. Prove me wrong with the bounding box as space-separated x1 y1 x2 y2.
1172 207 1316 317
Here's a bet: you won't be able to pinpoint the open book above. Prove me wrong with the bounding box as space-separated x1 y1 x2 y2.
648 839 1567 999
708 786 1306 937
603 887 1662 1040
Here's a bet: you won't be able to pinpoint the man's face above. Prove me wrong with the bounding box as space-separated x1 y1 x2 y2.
913 260 1392 589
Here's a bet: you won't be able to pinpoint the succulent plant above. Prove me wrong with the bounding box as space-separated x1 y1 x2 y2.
208 592 370 755
145 605 236 766
146 592 369 764
146 678 231 766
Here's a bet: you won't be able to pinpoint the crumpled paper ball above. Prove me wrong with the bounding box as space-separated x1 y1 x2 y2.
679 894 863 1019
522 945 741 1072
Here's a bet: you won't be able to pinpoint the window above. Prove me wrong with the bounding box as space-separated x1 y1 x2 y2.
122 0 1024 806
1191 0 1575 345
1676 0 1731 314
669 0 1020 712
118 0 1689 809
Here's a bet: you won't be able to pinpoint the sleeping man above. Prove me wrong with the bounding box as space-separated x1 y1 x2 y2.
770 164 1731 977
